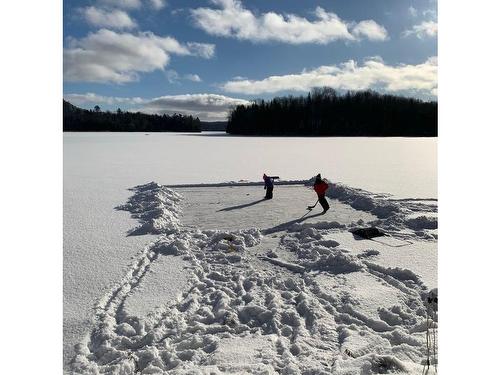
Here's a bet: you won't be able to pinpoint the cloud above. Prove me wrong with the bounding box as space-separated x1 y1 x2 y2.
165 69 180 83
184 73 202 82
98 0 166 10
165 70 202 83
64 29 215 83
190 0 388 44
83 6 137 29
99 0 142 9
149 0 166 10
64 93 250 121
185 42 216 59
138 93 250 120
408 6 418 17
64 92 146 106
422 9 437 19
403 20 437 38
351 20 388 41
221 57 437 97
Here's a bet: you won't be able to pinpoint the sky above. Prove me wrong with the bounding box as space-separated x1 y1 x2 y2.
63 0 437 121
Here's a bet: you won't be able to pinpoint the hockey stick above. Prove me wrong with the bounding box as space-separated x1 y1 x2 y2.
307 199 319 210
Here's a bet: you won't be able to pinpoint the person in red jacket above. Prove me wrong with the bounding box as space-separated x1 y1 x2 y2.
313 174 330 214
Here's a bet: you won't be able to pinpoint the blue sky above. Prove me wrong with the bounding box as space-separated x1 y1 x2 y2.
63 0 437 120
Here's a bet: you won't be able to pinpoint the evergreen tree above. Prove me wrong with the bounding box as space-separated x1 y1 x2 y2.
63 100 202 132
227 89 437 137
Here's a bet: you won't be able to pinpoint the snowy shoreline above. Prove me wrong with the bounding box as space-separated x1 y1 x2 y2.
68 180 437 374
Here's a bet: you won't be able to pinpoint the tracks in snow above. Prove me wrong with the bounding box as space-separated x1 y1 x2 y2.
71 182 437 374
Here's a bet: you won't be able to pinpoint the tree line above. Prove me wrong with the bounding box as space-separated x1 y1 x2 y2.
63 100 201 132
226 89 437 136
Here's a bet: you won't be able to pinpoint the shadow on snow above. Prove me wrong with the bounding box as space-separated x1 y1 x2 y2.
262 211 326 235
217 199 267 212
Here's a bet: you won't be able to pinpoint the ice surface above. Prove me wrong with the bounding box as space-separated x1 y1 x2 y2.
178 185 376 231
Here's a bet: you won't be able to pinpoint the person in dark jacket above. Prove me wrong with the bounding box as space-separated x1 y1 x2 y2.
313 174 330 213
263 173 278 199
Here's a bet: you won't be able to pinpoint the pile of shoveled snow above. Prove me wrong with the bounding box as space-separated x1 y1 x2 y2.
305 177 438 240
71 181 437 374
116 182 183 235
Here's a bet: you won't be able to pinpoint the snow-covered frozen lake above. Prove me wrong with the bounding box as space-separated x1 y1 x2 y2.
64 132 436 199
64 132 437 373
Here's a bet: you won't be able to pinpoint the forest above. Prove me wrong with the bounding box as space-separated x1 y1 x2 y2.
63 100 201 132
226 89 437 136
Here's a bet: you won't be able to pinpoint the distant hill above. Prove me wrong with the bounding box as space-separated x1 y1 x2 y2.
63 100 201 132
227 89 437 137
200 121 227 131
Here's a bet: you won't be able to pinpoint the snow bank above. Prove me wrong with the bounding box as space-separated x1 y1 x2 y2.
406 215 438 230
116 182 183 235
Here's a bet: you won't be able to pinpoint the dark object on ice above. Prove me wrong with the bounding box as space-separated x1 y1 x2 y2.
263 174 279 199
426 288 438 312
351 227 386 239
313 174 330 213
351 227 413 248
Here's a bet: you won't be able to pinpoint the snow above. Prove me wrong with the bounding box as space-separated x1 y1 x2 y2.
122 255 189 320
68 181 437 374
327 232 437 289
64 132 436 199
116 182 184 235
63 177 156 370
64 133 437 374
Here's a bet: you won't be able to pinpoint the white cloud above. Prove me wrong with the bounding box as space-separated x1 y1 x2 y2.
99 0 142 9
139 93 250 120
64 92 146 106
221 57 437 97
64 29 215 83
165 70 202 83
64 92 250 121
422 9 437 19
83 6 137 29
98 0 166 10
190 0 388 44
186 42 216 59
149 0 166 10
403 20 437 38
184 73 202 82
165 69 180 83
408 6 418 17
351 20 388 41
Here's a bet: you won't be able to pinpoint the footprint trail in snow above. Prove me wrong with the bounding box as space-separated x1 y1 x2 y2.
71 181 437 374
